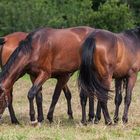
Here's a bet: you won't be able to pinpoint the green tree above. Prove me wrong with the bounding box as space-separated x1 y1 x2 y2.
0 0 136 35
121 0 140 25
91 0 135 32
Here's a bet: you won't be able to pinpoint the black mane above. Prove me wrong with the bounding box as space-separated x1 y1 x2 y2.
123 26 140 39
0 33 33 82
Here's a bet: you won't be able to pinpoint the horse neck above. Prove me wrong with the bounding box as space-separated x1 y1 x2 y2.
0 53 30 90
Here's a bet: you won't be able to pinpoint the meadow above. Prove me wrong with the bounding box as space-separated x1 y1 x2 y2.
0 73 140 140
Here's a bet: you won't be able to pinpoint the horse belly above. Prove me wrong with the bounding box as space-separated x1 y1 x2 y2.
52 58 80 73
53 51 80 72
113 62 131 78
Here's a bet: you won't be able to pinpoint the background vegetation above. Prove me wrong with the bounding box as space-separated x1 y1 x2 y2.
0 0 139 35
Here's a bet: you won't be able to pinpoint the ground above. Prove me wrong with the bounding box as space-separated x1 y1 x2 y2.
0 74 140 140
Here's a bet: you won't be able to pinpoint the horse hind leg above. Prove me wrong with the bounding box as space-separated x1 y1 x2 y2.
113 78 123 123
80 89 88 125
47 75 70 123
99 74 112 125
8 89 19 124
94 101 101 124
63 84 73 120
122 73 137 124
88 96 94 123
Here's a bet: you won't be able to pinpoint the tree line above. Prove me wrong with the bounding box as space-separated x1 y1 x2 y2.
0 0 139 36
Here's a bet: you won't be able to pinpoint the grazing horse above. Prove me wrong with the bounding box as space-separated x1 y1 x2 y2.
0 32 29 124
0 32 45 124
0 27 95 124
0 32 75 124
78 27 140 124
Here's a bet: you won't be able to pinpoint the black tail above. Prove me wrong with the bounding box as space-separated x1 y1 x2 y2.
0 38 5 45
78 33 110 102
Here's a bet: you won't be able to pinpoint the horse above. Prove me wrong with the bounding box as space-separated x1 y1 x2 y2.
0 26 96 124
0 32 76 124
0 32 45 124
78 27 140 124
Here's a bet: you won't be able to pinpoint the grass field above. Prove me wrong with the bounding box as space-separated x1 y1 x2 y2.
1 74 140 140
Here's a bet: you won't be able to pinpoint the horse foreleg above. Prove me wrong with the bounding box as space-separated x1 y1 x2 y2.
30 75 44 123
28 71 49 124
8 89 19 124
47 75 70 123
113 78 123 123
28 95 36 123
35 88 44 123
122 73 137 124
63 84 73 120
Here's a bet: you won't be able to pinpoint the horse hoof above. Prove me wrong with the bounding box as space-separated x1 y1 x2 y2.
105 121 112 125
37 122 42 127
12 120 20 125
114 117 119 124
30 120 38 126
88 118 94 124
47 117 53 123
94 119 100 124
81 120 87 126
47 118 53 123
69 115 74 120
122 117 128 124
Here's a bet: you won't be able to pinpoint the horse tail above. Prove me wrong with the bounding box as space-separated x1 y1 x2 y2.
78 33 110 102
0 38 5 67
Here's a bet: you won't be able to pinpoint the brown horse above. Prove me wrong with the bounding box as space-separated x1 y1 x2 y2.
0 32 76 124
78 27 140 124
0 27 95 124
0 32 45 124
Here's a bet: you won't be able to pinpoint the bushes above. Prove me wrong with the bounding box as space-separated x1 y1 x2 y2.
0 0 136 35
92 0 134 32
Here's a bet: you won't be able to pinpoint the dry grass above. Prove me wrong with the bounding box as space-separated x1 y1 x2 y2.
0 74 140 140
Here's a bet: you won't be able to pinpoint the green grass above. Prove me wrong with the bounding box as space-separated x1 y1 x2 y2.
1 74 140 140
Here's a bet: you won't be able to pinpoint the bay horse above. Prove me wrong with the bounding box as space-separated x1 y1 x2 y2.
78 27 140 124
0 27 96 124
0 32 45 124
0 32 75 124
